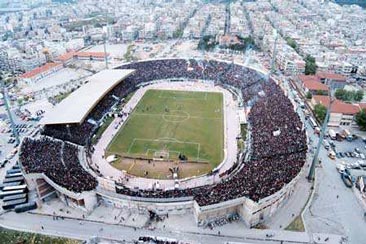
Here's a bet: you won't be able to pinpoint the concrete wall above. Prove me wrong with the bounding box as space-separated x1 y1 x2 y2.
24 173 97 212
98 189 193 215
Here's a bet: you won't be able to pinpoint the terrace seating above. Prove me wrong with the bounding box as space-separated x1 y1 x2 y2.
30 59 306 204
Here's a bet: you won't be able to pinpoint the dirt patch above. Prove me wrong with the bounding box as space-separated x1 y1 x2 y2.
110 157 212 179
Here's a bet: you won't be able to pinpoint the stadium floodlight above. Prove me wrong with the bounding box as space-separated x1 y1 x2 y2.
307 90 334 181
0 73 20 146
270 29 278 76
103 13 109 69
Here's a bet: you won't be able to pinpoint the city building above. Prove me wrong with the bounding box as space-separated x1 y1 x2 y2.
298 75 329 95
18 63 63 84
311 95 360 127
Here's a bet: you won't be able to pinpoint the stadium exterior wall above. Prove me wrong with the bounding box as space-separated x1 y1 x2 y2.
88 60 305 227
97 188 193 215
192 164 305 227
93 161 304 228
22 59 306 227
24 172 97 212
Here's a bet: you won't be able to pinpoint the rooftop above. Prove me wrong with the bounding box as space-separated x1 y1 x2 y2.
316 72 346 82
299 75 329 91
20 63 62 79
313 95 360 115
56 51 109 62
41 69 135 125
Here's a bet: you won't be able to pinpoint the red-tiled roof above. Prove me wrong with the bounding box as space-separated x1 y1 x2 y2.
357 103 366 111
56 51 109 62
76 52 109 58
313 95 359 114
56 51 77 62
299 75 329 91
299 74 318 81
316 72 346 82
20 63 62 79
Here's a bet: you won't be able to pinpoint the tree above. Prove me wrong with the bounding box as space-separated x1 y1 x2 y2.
356 109 366 131
335 88 364 102
285 37 299 53
355 90 364 102
314 104 327 123
306 91 312 99
335 89 347 100
304 55 317 75
198 35 218 51
315 90 327 96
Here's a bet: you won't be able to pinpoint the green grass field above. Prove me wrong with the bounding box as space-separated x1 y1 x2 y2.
0 227 80 244
107 89 224 170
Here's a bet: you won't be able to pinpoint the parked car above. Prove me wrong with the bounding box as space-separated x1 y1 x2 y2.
336 163 346 173
323 140 330 150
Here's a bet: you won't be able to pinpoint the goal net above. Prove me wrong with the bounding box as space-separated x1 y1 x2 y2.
153 149 170 160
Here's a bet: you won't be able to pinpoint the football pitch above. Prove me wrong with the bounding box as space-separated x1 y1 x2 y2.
107 89 224 172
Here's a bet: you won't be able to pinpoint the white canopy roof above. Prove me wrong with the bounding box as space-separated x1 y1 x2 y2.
41 69 135 125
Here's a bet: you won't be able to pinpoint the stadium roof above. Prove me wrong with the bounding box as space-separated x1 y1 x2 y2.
41 69 135 125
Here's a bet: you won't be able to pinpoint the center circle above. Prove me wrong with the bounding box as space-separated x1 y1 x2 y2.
162 110 190 122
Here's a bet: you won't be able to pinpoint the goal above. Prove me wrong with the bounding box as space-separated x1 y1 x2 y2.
153 149 170 160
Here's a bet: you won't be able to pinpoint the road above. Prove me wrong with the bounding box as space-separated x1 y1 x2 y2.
282 75 366 243
0 211 344 244
303 133 366 244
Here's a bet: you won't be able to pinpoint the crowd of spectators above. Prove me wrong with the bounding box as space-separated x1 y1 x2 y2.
34 58 306 204
112 60 306 205
42 79 134 145
115 79 306 205
20 137 97 192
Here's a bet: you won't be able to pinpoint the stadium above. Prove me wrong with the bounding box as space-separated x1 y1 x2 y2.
18 58 307 227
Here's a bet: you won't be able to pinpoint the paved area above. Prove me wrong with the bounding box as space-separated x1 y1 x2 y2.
303 136 366 244
30 198 149 228
0 210 345 244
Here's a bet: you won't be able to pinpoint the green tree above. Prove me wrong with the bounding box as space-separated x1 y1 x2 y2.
305 55 317 75
355 90 364 102
198 35 217 51
356 109 366 131
335 89 347 100
173 29 183 38
306 91 312 99
335 88 364 102
285 37 298 53
314 104 327 123
315 90 327 96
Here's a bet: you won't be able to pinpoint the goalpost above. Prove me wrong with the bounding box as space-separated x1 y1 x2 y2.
153 149 170 160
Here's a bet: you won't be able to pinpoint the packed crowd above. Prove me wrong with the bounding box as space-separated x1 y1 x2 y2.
115 80 306 205
19 137 97 192
35 58 306 204
42 59 264 145
42 80 134 145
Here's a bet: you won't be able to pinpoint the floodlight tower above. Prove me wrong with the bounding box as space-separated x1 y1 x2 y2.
103 11 109 69
270 29 279 76
0 74 20 146
103 33 109 69
308 90 334 181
